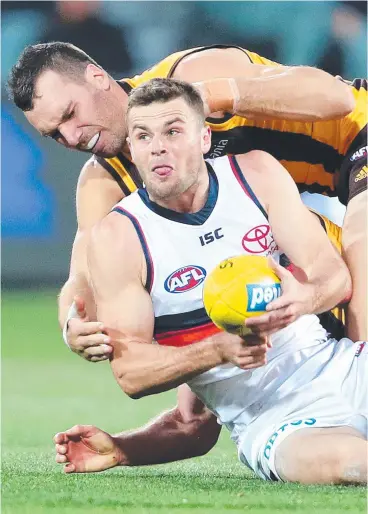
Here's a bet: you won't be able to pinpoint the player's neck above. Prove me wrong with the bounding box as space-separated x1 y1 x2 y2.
154 162 210 213
111 79 129 105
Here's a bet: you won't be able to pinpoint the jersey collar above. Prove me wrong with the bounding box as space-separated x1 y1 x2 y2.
138 162 219 225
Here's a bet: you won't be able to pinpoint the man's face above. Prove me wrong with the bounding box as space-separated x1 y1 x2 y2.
25 66 126 157
127 98 211 202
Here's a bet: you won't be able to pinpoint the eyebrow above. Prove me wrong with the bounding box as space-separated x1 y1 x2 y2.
40 102 73 137
163 117 185 127
131 116 185 132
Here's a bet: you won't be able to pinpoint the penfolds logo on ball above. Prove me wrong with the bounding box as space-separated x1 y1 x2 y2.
164 265 207 293
242 224 278 255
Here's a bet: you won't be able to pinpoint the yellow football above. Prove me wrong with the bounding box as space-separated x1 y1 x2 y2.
203 255 281 336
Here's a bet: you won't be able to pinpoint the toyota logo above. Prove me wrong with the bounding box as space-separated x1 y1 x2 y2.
242 224 275 254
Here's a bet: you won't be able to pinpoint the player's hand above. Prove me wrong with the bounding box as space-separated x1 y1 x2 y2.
67 296 113 362
213 331 268 370
192 82 212 118
193 79 236 118
245 257 313 336
54 425 122 473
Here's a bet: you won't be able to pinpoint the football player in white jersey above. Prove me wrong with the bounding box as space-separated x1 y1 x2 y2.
54 79 366 485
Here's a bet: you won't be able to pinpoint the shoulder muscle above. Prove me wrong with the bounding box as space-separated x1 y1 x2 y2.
89 212 145 297
173 47 286 83
76 157 125 230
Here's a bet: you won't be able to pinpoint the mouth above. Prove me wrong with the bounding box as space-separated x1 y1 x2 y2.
85 132 100 151
152 165 173 177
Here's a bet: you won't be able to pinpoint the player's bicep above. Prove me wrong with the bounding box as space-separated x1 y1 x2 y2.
69 228 89 277
263 162 337 269
237 152 336 270
88 214 154 343
270 198 331 270
96 281 154 345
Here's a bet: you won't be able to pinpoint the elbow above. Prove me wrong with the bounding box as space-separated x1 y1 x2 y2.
303 69 355 120
118 377 149 400
186 413 221 456
328 80 355 119
336 88 355 117
339 270 353 306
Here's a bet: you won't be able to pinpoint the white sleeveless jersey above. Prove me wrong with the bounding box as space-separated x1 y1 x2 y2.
114 155 327 443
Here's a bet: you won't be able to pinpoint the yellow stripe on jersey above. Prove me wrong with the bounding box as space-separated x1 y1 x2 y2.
96 152 142 196
106 156 137 192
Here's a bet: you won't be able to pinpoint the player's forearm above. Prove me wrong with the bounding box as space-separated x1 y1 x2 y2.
203 68 354 121
111 336 223 399
112 407 220 466
308 257 352 314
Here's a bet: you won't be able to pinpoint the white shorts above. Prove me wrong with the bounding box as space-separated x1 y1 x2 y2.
237 338 367 481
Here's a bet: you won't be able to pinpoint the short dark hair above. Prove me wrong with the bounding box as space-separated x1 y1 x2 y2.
7 42 100 111
127 78 205 122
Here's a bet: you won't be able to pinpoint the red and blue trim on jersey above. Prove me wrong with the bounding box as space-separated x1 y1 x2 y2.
228 155 268 219
112 206 154 292
154 307 222 346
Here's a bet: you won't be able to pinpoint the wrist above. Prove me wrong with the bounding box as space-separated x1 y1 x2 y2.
206 331 228 365
62 301 79 348
111 435 131 466
304 283 318 315
200 78 239 115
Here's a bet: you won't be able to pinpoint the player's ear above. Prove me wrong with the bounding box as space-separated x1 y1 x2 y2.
84 64 110 90
126 136 134 161
201 125 212 155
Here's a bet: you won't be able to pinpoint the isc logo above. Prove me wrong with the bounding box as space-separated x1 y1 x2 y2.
164 265 207 294
199 228 224 246
246 283 281 311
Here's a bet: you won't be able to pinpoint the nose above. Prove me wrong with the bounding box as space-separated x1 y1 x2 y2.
58 122 83 148
150 135 167 155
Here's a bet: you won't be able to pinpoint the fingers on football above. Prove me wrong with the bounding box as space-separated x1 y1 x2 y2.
248 318 295 336
267 256 291 280
246 308 295 326
266 296 293 312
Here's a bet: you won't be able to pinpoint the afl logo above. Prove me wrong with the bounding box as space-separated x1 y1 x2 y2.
164 265 207 294
242 224 277 255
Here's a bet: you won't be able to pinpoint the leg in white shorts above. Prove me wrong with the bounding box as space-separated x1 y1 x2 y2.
238 339 367 484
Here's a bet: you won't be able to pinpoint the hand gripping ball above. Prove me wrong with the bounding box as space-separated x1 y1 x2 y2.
203 255 281 336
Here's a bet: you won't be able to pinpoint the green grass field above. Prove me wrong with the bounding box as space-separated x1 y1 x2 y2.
2 291 366 513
